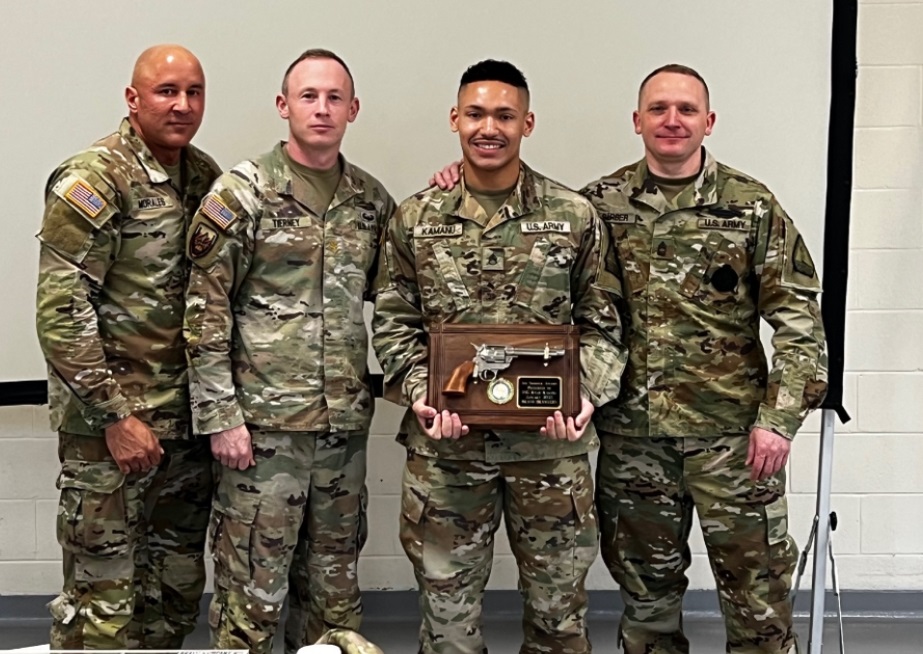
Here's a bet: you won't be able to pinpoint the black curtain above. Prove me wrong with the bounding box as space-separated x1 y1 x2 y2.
819 0 859 423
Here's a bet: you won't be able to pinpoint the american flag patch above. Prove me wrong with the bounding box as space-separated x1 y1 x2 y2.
64 179 107 218
200 194 237 230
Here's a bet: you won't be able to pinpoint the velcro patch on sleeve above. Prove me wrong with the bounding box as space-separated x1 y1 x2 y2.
791 235 816 278
56 177 108 219
189 221 220 259
200 193 238 230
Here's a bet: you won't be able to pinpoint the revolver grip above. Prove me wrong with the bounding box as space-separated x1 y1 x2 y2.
443 360 476 396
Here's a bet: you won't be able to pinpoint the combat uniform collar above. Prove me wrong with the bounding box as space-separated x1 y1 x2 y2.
623 147 719 213
117 117 213 191
438 162 542 230
267 142 363 214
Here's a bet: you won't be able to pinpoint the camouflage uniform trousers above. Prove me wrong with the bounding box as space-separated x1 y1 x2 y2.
49 431 212 649
209 430 369 654
595 434 798 654
401 451 599 654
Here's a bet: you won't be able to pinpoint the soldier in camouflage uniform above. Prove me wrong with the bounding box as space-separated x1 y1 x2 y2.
430 63 826 654
372 60 626 654
35 45 220 649
184 49 394 654
579 65 828 653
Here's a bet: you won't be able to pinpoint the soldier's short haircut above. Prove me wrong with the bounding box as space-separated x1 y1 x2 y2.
639 63 710 107
281 48 355 96
459 59 530 101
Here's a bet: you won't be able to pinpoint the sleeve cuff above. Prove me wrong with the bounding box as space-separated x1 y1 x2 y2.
83 395 133 431
403 378 428 407
753 405 804 440
193 402 245 435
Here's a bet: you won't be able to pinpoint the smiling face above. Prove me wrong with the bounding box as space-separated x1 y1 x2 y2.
277 56 359 159
125 45 205 165
450 80 534 189
633 71 715 178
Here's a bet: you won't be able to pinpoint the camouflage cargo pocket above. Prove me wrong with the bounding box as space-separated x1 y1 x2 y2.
764 495 795 604
570 485 599 578
357 483 369 553
211 491 260 583
56 459 128 558
398 483 429 571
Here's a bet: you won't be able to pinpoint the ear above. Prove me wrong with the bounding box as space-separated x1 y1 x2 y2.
348 96 360 123
449 106 459 133
704 110 716 136
522 111 535 137
276 93 289 119
632 110 642 135
125 86 139 114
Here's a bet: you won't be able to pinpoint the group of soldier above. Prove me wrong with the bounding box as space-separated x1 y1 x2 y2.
35 42 827 654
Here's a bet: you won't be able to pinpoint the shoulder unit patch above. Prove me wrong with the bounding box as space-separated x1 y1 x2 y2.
189 222 219 259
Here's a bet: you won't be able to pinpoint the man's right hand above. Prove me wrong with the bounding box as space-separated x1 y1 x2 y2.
210 424 255 470
412 397 469 440
105 415 163 474
429 161 462 191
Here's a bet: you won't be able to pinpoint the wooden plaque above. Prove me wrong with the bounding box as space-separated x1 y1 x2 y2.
427 323 580 429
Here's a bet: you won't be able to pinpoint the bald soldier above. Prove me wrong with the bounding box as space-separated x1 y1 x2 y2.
36 45 221 649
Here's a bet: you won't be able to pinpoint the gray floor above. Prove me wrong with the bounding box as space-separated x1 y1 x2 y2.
4 616 923 653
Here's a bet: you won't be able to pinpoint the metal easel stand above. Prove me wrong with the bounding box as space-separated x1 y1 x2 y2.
791 409 845 653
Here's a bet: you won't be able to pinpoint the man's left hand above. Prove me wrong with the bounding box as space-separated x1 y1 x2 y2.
541 398 594 442
746 427 791 481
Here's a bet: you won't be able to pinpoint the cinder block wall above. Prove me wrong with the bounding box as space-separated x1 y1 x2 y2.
2 0 922 595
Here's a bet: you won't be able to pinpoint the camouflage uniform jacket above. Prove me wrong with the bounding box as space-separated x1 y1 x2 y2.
35 118 220 438
580 148 827 440
184 142 395 435
372 164 626 462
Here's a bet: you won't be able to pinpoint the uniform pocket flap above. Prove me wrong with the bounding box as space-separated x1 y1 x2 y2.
212 485 260 524
401 485 429 525
571 484 597 525
765 496 789 546
57 459 125 493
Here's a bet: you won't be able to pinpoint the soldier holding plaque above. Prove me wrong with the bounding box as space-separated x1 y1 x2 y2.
371 59 627 654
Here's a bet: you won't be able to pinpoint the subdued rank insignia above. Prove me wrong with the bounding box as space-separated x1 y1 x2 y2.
189 222 219 259
792 234 816 277
653 237 674 259
200 194 238 230
63 179 107 218
482 247 505 271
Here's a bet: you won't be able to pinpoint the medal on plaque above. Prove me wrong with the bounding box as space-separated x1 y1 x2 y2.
427 324 580 429
486 378 515 405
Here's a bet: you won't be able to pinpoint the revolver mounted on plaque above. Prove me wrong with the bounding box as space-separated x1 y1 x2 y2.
443 343 565 400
